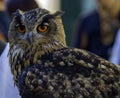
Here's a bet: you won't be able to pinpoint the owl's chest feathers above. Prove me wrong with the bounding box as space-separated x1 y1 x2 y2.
10 42 65 74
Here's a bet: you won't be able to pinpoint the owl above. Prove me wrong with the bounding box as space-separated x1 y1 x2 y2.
8 8 120 98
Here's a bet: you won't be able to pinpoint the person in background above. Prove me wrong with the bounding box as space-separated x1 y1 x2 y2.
0 0 10 42
73 0 120 60
0 41 20 98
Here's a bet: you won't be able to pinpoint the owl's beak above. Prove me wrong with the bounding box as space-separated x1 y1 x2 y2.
27 32 33 44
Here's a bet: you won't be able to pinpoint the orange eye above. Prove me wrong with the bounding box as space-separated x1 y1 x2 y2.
37 25 49 33
17 25 26 33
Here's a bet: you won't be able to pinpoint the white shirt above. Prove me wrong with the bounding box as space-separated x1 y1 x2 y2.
109 29 120 65
0 43 20 98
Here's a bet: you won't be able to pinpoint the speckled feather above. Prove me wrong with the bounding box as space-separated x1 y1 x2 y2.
11 47 120 98
8 8 120 98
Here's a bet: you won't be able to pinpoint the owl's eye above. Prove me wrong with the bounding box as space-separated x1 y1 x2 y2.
37 23 49 33
17 25 26 33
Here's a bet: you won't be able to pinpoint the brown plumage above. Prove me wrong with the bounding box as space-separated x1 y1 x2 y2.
8 8 120 98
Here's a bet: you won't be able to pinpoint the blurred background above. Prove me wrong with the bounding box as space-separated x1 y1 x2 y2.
0 0 120 64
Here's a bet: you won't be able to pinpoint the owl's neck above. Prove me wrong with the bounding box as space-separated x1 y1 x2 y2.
35 41 66 55
9 40 66 64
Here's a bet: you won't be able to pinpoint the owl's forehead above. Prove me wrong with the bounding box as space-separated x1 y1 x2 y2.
14 8 50 26
23 8 49 23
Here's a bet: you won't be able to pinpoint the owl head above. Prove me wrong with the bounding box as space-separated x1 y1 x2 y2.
8 8 66 48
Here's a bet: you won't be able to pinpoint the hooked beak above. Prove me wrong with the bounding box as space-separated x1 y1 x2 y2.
27 32 33 44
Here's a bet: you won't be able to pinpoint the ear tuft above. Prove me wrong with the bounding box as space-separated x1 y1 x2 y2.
52 11 65 17
42 10 65 21
11 9 23 19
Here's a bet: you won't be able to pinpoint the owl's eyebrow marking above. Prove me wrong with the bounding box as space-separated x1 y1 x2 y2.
15 15 22 24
